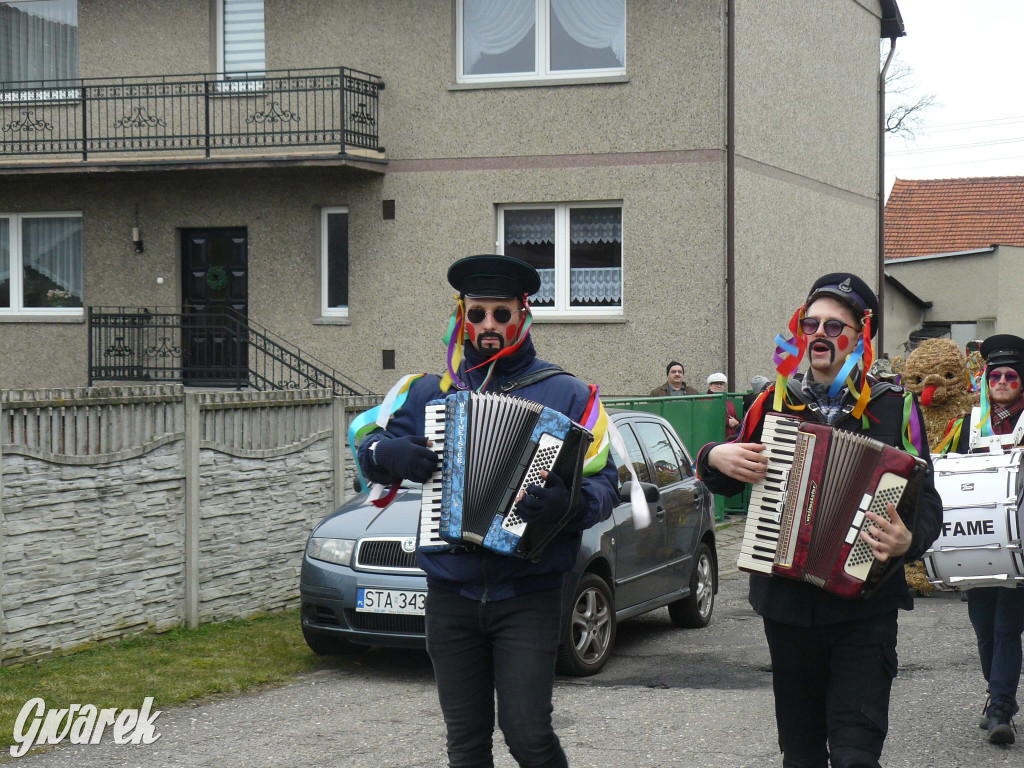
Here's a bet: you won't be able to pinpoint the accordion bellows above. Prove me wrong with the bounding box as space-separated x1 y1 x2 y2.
418 391 593 560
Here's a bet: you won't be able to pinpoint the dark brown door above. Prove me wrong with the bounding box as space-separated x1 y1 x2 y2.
181 228 249 386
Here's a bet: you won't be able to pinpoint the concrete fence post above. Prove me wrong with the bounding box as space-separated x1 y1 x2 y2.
184 392 200 628
332 397 346 510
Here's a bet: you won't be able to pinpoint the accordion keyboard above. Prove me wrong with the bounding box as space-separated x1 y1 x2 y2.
417 402 447 549
738 413 802 574
501 433 565 537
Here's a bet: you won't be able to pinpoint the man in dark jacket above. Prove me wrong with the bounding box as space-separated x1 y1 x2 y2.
697 273 942 768
357 254 619 768
649 361 697 396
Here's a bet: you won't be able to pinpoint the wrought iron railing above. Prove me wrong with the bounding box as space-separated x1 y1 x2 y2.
88 306 373 396
1 67 384 161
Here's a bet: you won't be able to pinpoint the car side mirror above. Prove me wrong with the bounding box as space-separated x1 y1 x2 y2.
621 480 660 503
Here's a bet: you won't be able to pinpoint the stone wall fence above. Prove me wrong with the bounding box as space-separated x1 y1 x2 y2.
0 385 383 666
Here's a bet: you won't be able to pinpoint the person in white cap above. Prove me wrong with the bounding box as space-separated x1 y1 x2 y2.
707 372 739 437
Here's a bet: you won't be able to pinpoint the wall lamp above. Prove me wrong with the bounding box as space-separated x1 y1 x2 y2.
132 227 144 254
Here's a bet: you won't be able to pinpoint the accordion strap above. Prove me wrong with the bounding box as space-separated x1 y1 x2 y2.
498 365 570 393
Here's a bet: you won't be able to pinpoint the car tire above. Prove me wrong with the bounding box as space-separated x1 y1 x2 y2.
668 541 715 628
556 573 616 677
301 624 369 656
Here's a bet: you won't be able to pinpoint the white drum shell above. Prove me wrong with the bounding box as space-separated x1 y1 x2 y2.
923 450 1024 590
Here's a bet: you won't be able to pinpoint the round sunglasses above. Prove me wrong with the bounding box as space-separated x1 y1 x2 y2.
800 317 855 338
465 307 521 324
988 370 1020 384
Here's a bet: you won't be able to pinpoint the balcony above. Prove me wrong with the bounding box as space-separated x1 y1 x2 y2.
0 67 385 173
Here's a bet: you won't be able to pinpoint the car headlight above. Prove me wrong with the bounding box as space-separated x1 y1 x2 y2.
307 537 356 566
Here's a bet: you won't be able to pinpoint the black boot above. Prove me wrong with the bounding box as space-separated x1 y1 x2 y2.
986 701 1017 745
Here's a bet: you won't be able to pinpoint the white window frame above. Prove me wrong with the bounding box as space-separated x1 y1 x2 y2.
456 0 626 85
497 201 623 320
320 206 349 319
0 211 83 317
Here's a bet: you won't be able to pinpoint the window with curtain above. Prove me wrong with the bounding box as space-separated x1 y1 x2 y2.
0 212 83 314
500 202 622 316
220 0 265 79
321 207 348 318
0 0 78 85
458 0 625 83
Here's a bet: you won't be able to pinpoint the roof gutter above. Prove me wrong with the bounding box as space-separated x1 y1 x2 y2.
878 0 906 354
726 0 736 388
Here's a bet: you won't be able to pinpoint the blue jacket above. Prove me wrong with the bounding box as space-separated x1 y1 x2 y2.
357 337 620 601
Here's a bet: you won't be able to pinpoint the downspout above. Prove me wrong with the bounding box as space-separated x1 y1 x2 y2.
878 37 897 354
726 0 736 387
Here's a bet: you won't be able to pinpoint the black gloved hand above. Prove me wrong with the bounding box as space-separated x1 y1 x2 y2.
372 435 438 483
515 470 570 524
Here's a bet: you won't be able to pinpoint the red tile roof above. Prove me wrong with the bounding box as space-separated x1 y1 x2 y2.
884 176 1024 260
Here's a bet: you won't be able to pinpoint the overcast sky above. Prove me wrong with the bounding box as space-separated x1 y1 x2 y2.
884 0 1024 198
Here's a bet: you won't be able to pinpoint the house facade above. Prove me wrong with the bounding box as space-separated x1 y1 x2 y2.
1 0 895 396
882 176 1024 357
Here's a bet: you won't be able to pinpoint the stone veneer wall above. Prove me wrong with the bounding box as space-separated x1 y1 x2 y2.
0 385 382 665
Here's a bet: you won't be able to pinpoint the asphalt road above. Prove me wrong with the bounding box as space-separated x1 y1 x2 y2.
7 519 1021 767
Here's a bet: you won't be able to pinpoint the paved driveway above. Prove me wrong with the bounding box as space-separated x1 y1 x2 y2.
8 517 1020 767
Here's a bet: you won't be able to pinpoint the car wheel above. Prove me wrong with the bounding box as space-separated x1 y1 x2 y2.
668 541 715 628
556 573 616 677
301 624 368 656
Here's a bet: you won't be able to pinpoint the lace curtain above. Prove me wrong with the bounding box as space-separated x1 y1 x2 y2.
22 216 82 306
462 0 535 74
533 267 621 304
0 0 78 83
551 0 625 66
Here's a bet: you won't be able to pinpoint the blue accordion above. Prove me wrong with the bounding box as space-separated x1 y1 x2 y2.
417 391 592 560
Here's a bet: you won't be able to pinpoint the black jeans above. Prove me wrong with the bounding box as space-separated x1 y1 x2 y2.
763 612 899 768
967 586 1024 709
425 585 568 768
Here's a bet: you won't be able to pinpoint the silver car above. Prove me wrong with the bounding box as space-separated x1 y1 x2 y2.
300 409 718 676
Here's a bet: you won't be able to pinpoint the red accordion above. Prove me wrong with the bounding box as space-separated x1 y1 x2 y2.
739 414 927 599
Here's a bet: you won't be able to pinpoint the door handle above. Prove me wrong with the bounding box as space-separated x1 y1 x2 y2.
655 506 666 521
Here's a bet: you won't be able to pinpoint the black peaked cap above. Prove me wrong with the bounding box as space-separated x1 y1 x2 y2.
980 333 1024 369
806 272 880 338
447 254 541 299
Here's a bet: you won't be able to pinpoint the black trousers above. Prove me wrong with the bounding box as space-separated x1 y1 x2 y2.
425 586 568 768
763 612 899 768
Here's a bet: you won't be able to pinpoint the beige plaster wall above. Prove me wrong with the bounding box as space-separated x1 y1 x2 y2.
881 283 928 358
0 160 725 396
267 0 725 159
885 252 995 324
79 0 212 77
734 0 881 198
732 168 878 387
884 246 1024 340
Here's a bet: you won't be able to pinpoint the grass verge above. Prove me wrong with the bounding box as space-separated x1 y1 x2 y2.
0 609 324 757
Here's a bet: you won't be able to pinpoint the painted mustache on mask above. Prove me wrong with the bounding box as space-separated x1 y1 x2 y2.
810 339 837 364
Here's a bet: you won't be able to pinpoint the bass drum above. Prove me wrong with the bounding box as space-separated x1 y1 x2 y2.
923 449 1024 590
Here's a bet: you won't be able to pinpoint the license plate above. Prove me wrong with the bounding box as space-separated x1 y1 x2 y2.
356 588 426 615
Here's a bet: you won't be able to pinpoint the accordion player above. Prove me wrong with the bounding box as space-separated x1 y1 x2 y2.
739 413 928 599
418 390 594 560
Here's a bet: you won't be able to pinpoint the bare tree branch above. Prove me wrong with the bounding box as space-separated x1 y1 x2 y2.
882 49 938 140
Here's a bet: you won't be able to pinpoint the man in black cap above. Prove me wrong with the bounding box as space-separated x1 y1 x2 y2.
356 254 619 768
941 333 1024 744
696 272 942 768
649 361 697 396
